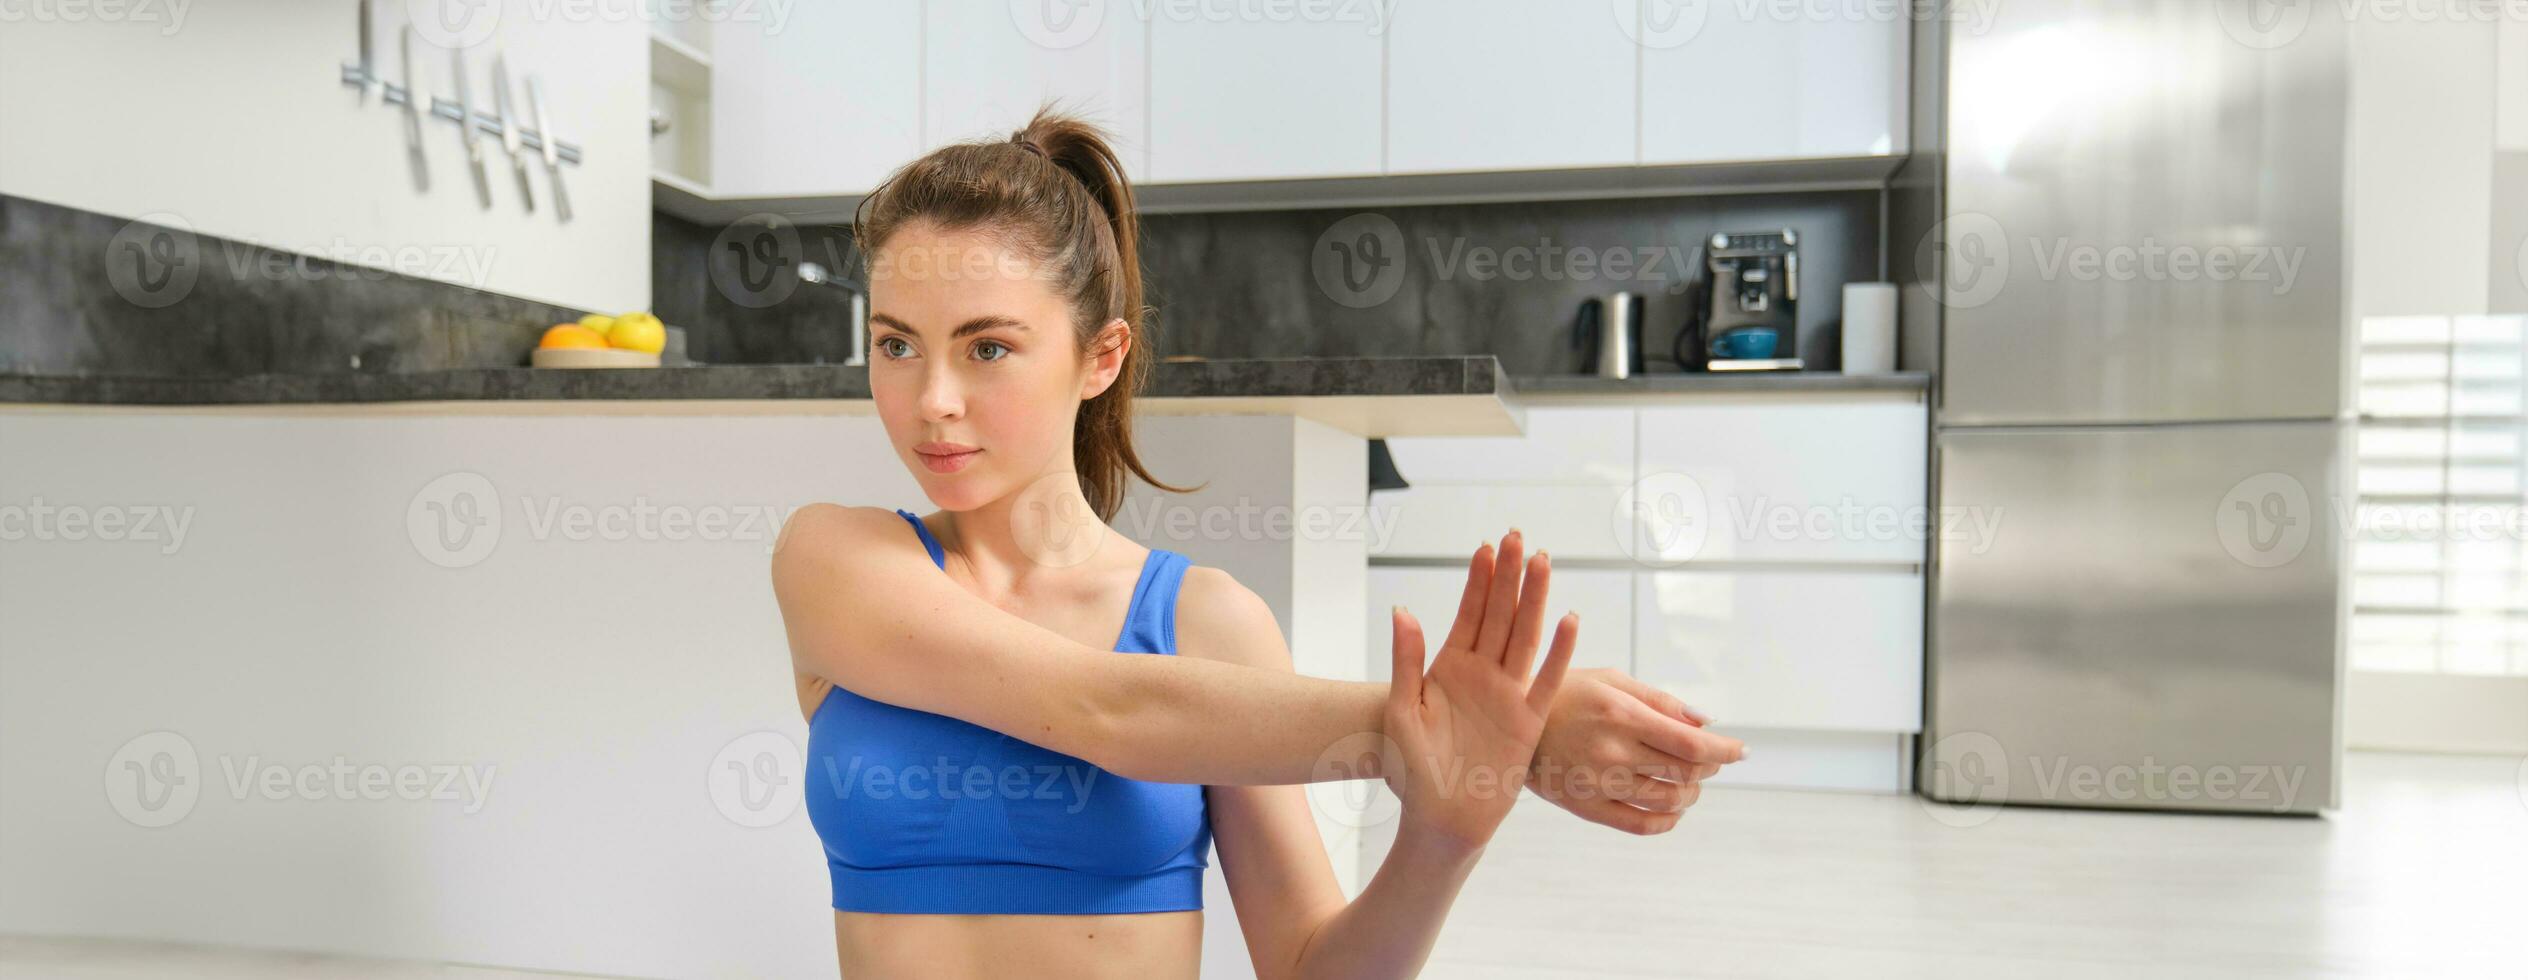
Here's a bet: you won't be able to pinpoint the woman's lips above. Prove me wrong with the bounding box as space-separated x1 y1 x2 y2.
918 448 981 473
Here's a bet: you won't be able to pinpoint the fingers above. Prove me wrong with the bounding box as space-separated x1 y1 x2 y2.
1619 775 1707 814
1596 669 1713 727
1568 793 1688 836
1501 548 1551 675
1472 530 1525 660
1524 612 1580 715
1389 606 1427 709
1627 697 1747 765
1441 541 1494 655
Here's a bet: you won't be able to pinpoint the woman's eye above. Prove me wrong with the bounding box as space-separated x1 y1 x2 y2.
974 340 1009 361
877 337 911 359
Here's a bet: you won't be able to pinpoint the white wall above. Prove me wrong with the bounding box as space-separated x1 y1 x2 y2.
0 1 651 313
0 407 1368 978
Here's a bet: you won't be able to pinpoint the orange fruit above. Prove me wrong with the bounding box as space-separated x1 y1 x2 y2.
538 324 609 349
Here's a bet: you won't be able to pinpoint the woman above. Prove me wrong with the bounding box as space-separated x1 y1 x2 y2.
771 107 1745 979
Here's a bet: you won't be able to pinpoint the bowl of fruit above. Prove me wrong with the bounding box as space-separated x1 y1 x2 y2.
533 312 670 368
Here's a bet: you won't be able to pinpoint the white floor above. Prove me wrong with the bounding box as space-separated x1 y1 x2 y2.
7 752 2523 979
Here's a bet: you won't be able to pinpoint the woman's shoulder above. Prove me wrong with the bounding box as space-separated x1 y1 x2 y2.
771 503 919 581
1170 561 1293 671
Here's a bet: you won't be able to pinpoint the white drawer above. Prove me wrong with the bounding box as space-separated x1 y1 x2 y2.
1633 567 1922 732
1383 406 1633 485
1370 483 1635 560
1633 401 1927 564
1367 565 1632 681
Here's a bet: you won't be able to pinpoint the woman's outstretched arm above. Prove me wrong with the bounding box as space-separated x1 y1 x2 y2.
772 502 1388 786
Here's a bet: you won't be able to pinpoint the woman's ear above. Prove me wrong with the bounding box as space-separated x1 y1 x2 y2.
1079 317 1132 399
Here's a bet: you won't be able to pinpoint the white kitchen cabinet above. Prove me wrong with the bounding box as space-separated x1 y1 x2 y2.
1368 566 1633 680
923 2 1151 178
711 1 923 197
1633 567 1922 732
1633 400 1927 564
1638 5 1905 163
1147 14 1383 181
1376 407 1636 559
1385 0 1639 173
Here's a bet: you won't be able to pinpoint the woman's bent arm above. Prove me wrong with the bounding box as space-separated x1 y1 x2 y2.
772 502 1386 785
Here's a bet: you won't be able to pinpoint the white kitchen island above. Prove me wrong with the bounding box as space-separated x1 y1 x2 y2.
0 357 1512 980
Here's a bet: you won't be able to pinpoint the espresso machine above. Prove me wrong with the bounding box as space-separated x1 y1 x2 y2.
1675 229 1802 372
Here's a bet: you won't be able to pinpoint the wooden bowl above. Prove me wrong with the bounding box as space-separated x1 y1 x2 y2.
531 347 663 369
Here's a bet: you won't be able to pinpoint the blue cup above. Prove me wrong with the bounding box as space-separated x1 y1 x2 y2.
1712 329 1779 360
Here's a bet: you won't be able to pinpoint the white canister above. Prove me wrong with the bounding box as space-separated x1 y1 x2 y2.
1841 282 1898 375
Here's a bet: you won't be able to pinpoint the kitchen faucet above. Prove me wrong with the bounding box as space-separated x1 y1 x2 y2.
796 261 868 367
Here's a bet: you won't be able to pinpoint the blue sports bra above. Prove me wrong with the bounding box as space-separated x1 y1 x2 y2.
803 508 1213 914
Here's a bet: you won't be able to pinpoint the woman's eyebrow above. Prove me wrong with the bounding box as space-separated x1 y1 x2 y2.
869 313 1030 338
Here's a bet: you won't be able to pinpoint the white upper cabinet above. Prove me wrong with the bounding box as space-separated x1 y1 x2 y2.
1147 13 1384 182
1385 0 1640 173
923 2 1152 179
711 1 924 197
1638 3 1906 163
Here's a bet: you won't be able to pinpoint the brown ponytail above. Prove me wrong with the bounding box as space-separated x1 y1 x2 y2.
854 105 1202 522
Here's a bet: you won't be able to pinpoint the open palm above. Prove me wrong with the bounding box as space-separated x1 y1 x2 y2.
1383 529 1578 853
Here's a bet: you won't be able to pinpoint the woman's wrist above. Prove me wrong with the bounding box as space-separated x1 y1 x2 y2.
1389 818 1490 869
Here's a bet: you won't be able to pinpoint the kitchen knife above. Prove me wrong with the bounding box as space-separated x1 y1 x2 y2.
452 46 490 208
401 25 427 191
356 0 380 102
528 75 572 222
493 52 534 212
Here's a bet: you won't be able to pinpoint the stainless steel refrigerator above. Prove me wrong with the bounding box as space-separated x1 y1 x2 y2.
1911 0 2351 814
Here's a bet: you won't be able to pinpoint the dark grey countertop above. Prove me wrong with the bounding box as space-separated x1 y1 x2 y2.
1511 371 1930 396
0 355 1508 406
0 358 1926 409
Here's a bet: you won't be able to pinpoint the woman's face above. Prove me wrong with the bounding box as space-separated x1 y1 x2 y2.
866 222 1122 512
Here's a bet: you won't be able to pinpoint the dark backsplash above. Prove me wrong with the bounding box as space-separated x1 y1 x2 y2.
654 189 1883 375
0 193 585 378
5 188 1882 379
